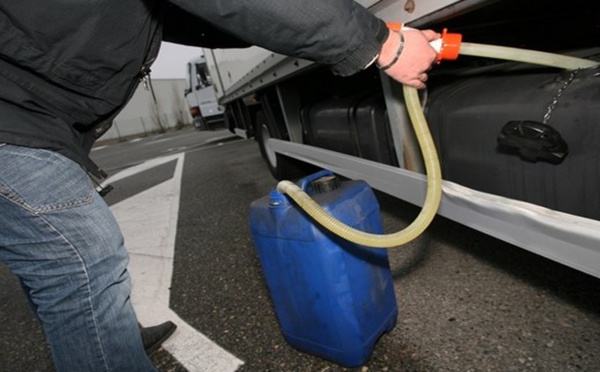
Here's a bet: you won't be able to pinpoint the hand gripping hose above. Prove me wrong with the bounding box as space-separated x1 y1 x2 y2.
277 30 599 249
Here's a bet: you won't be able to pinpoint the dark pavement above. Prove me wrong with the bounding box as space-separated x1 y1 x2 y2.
1 127 599 371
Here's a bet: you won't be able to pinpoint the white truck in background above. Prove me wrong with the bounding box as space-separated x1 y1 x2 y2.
184 55 224 130
203 0 600 278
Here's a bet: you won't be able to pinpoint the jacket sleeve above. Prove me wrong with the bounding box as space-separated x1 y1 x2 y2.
161 3 252 49
164 0 389 76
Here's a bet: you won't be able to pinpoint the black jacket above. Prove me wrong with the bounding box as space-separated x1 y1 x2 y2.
0 0 387 177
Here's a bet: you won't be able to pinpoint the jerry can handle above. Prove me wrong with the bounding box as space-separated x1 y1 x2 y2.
298 170 335 192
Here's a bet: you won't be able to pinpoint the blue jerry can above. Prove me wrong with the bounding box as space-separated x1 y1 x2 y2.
249 170 397 367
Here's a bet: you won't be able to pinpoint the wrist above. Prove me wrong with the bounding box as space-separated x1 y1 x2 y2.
376 31 405 71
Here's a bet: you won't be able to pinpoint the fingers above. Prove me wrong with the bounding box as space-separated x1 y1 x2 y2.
400 73 428 89
406 74 428 89
406 80 426 90
414 82 426 90
421 29 441 41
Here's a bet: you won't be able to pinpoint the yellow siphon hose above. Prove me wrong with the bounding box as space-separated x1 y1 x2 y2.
458 43 599 70
276 43 599 248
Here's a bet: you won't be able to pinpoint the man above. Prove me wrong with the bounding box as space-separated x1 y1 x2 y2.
0 1 438 370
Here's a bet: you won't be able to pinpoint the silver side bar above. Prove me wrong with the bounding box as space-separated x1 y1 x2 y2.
269 139 600 279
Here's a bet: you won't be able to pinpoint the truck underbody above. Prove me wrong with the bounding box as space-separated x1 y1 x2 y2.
204 0 600 278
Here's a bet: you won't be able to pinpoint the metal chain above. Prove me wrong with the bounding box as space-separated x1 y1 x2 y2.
542 69 580 124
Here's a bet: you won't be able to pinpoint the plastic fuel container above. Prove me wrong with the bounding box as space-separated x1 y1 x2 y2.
249 170 397 367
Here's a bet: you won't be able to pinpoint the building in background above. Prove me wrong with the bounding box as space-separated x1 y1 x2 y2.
98 79 193 144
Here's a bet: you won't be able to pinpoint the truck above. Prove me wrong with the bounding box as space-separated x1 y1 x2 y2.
184 55 224 130
203 0 600 278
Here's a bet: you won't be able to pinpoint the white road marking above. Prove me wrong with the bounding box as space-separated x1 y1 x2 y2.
107 153 244 371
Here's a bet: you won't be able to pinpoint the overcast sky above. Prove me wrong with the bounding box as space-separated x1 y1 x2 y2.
150 42 204 80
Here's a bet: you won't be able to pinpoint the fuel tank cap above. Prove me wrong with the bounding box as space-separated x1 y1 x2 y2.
311 175 341 193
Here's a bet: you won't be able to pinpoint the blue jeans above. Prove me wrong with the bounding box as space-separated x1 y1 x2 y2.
0 144 156 371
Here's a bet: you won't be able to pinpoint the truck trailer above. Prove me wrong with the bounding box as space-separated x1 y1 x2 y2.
203 0 600 278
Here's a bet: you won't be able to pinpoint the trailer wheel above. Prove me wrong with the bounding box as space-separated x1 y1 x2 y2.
256 111 313 181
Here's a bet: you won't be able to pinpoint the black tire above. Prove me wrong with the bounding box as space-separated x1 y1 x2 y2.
255 111 316 181
224 108 237 134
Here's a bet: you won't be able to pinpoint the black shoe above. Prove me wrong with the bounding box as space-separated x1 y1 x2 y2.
140 321 177 355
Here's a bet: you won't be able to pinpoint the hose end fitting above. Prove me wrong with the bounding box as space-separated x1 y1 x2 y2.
436 28 462 64
387 23 461 64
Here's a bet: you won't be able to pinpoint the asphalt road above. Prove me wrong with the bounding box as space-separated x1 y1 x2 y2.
1 127 600 371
